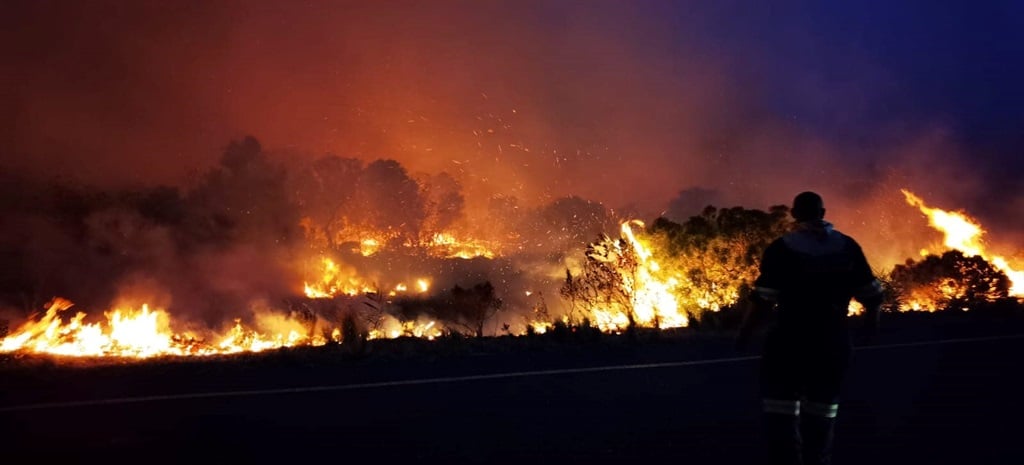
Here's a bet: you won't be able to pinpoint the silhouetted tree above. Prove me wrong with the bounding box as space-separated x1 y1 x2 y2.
419 172 465 234
185 136 299 247
889 250 1010 311
392 283 501 337
351 159 426 243
290 155 364 250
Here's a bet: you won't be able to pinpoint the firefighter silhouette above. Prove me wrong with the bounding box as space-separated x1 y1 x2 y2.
738 191 883 465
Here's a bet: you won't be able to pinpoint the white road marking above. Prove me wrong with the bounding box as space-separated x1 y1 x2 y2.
1 333 1021 413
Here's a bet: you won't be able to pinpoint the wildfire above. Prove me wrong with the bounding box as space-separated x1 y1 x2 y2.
565 221 690 332
303 256 431 299
0 298 325 357
367 316 443 340
902 189 1024 297
0 293 460 358
217 319 322 354
359 238 383 256
10 189 1022 360
423 232 497 259
899 280 971 312
303 257 374 298
619 221 690 329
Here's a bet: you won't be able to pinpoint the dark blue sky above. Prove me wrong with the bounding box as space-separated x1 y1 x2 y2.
681 1 1024 164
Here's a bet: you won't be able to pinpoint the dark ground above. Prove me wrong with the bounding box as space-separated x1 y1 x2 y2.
2 313 1023 464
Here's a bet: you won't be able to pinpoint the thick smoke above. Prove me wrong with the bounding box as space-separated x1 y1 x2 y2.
3 3 1021 330
0 134 621 334
0 138 301 327
7 2 1018 217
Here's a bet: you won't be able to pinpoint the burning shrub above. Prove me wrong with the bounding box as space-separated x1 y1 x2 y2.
561 221 689 332
561 235 641 329
888 250 1011 311
662 208 789 320
393 282 502 337
559 206 789 332
652 205 789 319
652 206 789 286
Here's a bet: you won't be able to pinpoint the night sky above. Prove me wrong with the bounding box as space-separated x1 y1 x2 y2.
4 1 1023 231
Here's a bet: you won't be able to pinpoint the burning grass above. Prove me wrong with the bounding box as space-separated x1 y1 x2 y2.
2 180 1023 361
3 304 1023 379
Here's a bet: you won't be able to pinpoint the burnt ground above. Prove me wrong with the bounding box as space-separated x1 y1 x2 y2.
1 312 1023 465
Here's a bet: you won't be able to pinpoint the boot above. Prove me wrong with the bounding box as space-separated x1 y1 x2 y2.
764 412 803 465
800 412 835 465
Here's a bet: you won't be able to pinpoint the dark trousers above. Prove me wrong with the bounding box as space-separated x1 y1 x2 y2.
759 330 851 465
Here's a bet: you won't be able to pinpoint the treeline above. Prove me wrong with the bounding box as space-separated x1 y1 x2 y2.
0 136 616 327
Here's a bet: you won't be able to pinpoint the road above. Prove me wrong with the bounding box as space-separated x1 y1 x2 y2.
2 330 1023 464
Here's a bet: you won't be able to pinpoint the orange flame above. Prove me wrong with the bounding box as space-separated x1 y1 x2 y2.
424 232 497 259
619 221 689 329
902 189 1024 297
2 299 207 357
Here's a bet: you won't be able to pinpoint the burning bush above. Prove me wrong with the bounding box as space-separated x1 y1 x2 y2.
888 250 1011 312
560 234 642 329
559 205 790 331
650 205 790 317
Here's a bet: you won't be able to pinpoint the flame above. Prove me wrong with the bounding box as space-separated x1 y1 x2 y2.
564 221 691 332
0 299 199 357
902 189 1024 297
303 255 434 301
216 319 317 354
367 315 443 340
360 238 383 256
3 299 200 357
424 232 496 259
0 297 361 358
897 279 970 313
529 321 552 334
18 190 1023 360
303 257 374 298
0 293 461 358
619 221 690 329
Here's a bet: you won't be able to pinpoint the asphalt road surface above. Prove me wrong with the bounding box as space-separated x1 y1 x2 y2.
2 328 1023 465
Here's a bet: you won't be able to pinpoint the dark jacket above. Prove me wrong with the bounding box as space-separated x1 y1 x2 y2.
753 220 882 336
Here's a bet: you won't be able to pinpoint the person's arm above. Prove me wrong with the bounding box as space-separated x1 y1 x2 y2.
736 290 775 350
849 239 884 339
737 240 784 350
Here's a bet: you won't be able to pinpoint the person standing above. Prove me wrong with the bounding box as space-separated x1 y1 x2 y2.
737 191 883 465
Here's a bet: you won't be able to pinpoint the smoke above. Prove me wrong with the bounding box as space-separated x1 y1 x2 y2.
0 138 301 327
0 132 617 335
2 2 1021 330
